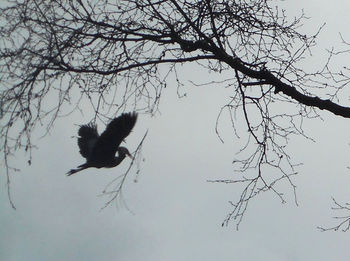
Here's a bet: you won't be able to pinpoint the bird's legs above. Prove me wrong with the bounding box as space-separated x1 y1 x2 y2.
66 163 90 176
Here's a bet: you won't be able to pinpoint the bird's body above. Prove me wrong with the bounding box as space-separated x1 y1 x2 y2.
67 112 137 176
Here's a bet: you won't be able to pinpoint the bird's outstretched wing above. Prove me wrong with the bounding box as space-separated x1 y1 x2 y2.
94 112 137 158
77 123 99 159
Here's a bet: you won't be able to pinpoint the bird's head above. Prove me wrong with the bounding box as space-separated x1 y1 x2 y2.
117 146 133 159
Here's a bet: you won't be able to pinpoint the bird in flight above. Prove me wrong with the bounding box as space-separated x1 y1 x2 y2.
67 112 137 176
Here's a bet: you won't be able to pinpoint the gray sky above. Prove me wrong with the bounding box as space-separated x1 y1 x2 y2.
2 1 350 260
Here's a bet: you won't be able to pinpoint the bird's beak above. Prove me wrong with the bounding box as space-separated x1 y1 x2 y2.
126 151 133 160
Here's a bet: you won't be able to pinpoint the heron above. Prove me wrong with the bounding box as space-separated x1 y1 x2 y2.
67 112 137 176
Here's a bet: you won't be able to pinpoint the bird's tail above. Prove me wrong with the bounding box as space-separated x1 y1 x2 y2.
66 164 89 176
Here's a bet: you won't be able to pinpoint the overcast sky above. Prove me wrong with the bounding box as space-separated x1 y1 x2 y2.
2 1 350 260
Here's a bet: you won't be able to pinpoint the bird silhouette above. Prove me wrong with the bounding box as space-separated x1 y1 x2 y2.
67 112 137 176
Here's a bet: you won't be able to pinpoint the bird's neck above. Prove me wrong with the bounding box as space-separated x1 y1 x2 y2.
109 154 126 167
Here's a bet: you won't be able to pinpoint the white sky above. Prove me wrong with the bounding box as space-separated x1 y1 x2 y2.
2 1 350 260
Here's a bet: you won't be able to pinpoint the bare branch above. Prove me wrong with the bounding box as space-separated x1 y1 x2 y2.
1 0 350 229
